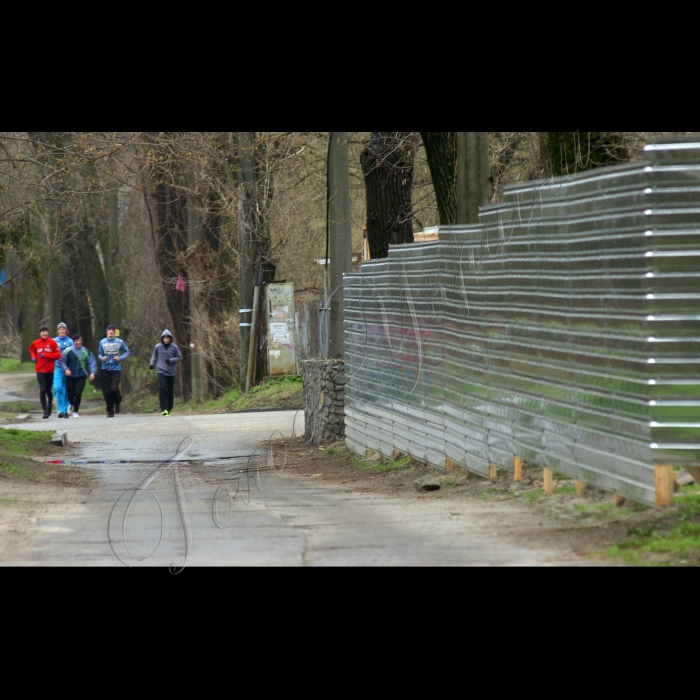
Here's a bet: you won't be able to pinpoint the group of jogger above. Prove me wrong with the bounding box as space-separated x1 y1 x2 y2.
29 323 182 419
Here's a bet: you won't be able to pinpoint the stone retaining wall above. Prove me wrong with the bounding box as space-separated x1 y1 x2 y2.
302 359 346 444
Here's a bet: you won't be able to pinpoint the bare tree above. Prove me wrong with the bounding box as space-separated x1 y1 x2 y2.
361 132 417 259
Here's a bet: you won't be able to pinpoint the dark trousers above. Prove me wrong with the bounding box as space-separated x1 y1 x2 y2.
66 377 87 412
37 372 54 416
101 370 122 412
158 373 175 412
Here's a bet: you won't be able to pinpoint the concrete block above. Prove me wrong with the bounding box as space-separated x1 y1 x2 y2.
51 430 67 447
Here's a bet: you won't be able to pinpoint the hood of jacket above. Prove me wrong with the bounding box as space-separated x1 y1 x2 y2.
161 329 173 342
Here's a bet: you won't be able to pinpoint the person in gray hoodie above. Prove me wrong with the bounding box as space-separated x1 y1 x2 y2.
150 329 183 416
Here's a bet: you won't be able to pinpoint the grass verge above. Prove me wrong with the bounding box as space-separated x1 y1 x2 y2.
603 484 700 566
352 453 411 473
0 427 61 482
0 357 37 373
128 375 303 415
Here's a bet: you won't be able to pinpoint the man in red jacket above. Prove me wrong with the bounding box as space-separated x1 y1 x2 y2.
29 325 63 419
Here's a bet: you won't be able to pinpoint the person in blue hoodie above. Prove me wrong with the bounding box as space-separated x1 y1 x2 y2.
53 322 74 418
149 329 183 416
99 324 131 417
56 334 97 418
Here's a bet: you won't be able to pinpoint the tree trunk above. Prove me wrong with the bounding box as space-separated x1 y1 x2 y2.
361 133 417 259
420 132 457 225
233 132 277 388
20 279 40 362
541 132 629 177
145 168 193 399
328 132 353 360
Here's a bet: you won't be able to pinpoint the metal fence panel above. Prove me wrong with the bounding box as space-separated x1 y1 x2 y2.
344 140 700 506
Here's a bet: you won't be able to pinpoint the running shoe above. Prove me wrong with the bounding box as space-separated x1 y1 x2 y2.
115 404 121 414
73 413 79 418
162 410 170 416
107 411 114 418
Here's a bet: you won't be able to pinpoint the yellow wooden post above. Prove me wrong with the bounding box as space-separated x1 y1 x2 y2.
655 465 675 507
543 468 554 494
514 457 523 482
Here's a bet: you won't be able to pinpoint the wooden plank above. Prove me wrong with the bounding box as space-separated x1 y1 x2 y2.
685 466 700 484
393 449 403 460
514 457 523 482
655 465 675 507
366 449 373 459
543 468 554 494
614 494 626 507
489 464 498 482
445 458 454 474
575 481 586 496
413 231 439 243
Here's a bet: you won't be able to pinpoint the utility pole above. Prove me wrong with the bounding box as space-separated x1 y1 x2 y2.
237 132 256 387
457 132 490 224
328 132 353 360
186 169 202 399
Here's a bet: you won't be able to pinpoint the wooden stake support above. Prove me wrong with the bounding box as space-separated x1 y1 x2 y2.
614 494 626 507
489 464 498 482
514 457 523 482
465 469 475 480
366 449 373 459
445 458 454 474
393 450 403 460
655 465 675 507
685 466 700 484
575 481 586 496
543 468 554 494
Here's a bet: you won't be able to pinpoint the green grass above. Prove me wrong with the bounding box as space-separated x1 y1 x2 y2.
0 461 33 478
129 375 303 415
0 427 54 456
353 455 411 473
480 487 504 500
603 490 700 566
554 485 578 496
574 503 614 513
0 357 37 373
0 401 37 413
523 490 548 502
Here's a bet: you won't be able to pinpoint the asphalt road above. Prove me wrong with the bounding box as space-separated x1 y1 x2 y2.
1 377 587 567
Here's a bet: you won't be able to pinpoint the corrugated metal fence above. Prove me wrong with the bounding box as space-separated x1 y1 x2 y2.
344 139 700 506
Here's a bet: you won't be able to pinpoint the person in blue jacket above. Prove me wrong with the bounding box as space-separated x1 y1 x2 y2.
98 324 130 417
56 334 97 418
149 329 183 416
53 322 74 418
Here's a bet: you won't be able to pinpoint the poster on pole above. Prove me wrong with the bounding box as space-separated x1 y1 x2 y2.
267 283 297 375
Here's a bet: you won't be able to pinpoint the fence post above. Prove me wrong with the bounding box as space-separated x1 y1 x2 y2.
655 465 675 507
